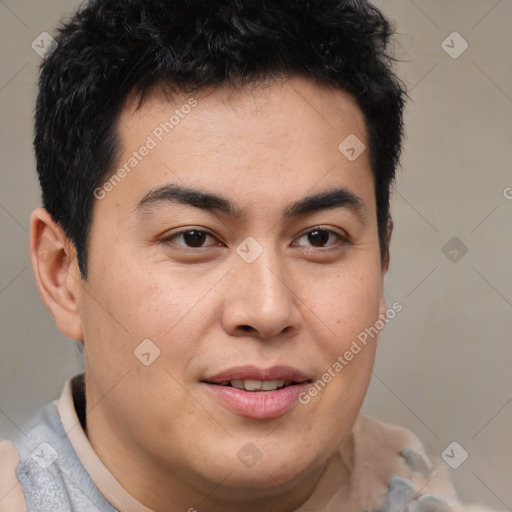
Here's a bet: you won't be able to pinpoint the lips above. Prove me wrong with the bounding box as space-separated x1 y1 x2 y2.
202 365 312 419
203 365 310 385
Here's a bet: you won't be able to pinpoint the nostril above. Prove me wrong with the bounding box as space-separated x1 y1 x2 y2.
239 325 252 331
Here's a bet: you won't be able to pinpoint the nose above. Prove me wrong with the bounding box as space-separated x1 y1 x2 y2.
221 244 302 340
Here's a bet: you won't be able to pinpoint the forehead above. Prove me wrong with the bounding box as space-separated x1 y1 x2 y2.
121 76 367 143
103 75 373 219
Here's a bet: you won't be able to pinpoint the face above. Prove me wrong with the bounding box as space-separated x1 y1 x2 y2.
77 76 387 505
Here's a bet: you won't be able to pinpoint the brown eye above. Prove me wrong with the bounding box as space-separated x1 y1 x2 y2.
294 227 348 248
161 229 220 248
180 230 208 247
307 229 331 247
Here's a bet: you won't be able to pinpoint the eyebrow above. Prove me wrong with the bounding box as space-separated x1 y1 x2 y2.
134 184 366 220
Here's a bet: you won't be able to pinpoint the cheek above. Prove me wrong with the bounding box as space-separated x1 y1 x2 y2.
302 263 383 345
293 276 381 459
296 260 382 412
80 264 206 442
80 254 227 384
85 257 189 338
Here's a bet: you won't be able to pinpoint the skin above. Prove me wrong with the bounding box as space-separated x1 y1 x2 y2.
30 75 391 512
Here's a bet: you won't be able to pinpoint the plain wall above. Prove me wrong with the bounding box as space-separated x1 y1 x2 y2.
1 0 511 508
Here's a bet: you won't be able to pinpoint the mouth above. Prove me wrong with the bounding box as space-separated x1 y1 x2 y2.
211 379 299 391
201 365 312 419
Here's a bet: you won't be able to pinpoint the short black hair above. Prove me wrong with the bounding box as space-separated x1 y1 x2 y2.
34 0 406 278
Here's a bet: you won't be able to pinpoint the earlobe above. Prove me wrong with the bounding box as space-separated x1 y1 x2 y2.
29 208 84 341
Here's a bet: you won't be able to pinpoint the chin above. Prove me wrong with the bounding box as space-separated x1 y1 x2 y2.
206 443 319 494
203 463 312 503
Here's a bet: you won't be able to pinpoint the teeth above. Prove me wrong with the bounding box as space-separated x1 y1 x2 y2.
261 380 286 391
227 379 289 391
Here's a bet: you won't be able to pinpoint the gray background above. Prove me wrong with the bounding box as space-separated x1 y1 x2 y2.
1 0 511 508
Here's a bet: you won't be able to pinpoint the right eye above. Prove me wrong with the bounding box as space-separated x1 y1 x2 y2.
160 229 223 249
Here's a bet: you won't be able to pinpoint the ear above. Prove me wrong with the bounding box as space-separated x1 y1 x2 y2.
29 208 84 341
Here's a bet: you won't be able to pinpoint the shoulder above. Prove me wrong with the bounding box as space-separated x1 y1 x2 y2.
352 413 501 512
354 412 428 455
353 412 441 476
0 441 28 512
0 397 65 512
349 413 455 505
354 412 440 480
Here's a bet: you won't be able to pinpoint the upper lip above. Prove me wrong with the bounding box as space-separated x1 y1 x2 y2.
203 365 311 384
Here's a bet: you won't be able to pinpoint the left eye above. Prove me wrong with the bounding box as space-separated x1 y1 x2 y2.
293 228 347 248
162 229 221 248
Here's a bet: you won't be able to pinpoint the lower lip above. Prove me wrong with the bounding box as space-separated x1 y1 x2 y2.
202 382 311 420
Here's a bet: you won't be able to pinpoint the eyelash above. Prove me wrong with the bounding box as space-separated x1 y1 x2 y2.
160 226 350 251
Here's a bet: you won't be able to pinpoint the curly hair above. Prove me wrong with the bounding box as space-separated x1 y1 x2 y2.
34 0 406 278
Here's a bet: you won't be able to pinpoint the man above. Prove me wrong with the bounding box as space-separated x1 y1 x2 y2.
0 0 499 510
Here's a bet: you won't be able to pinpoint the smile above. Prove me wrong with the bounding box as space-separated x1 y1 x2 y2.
202 365 312 419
